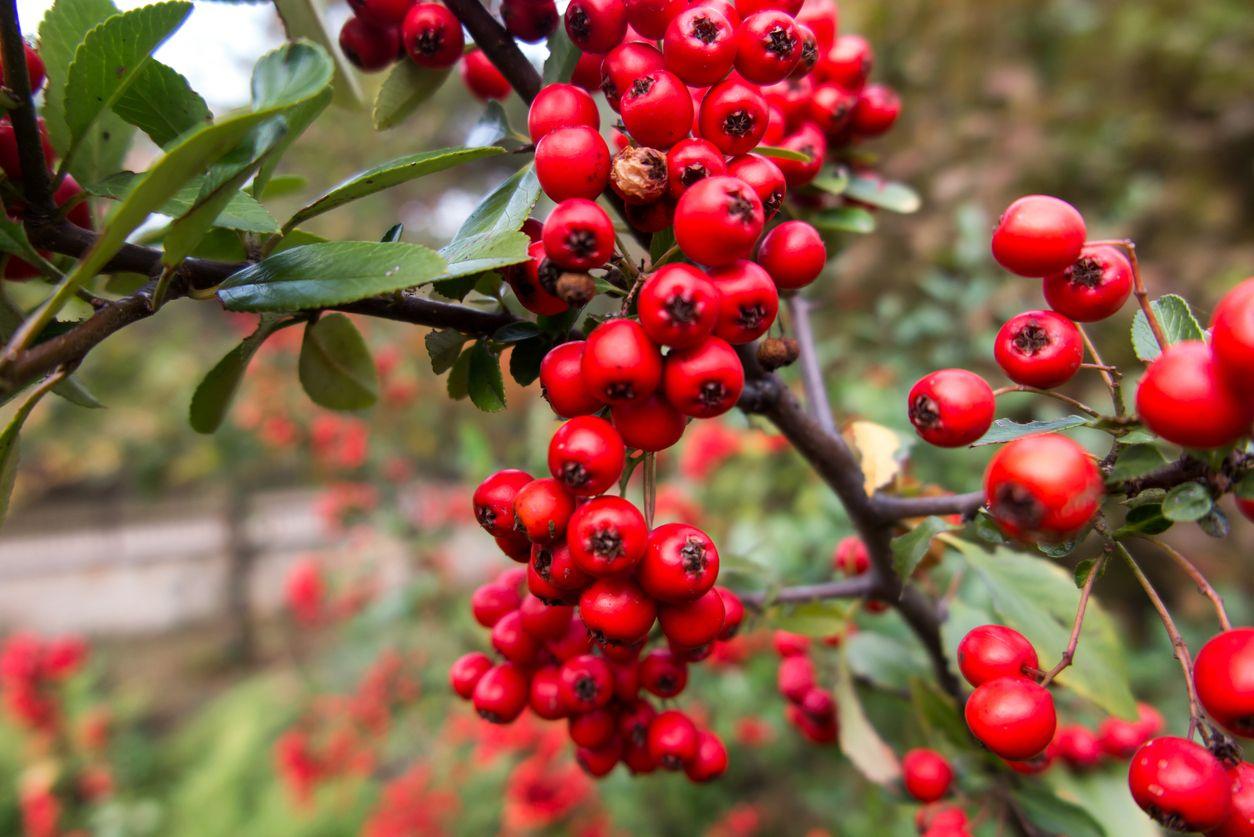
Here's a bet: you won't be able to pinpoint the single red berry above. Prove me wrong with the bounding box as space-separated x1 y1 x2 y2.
547 615 594 660
519 594 575 639
1097 705 1155 759
548 416 626 496
984 433 1102 542
0 43 45 93
665 138 727 200
709 259 779 344
559 653 614 712
579 576 657 645
600 41 665 110
957 625 1039 687
777 653 815 700
831 535 869 576
602 639 646 664
787 703 837 744
685 730 728 782
761 103 787 145
571 50 604 91
808 82 858 135
622 712 660 774
471 580 521 627
915 805 969 834
536 126 612 202
1042 244 1133 322
671 639 713 662
492 609 542 665
698 76 768 155
566 495 649 576
727 152 786 219
569 708 618 748
815 33 871 89
565 0 628 53
1055 725 1103 770
795 0 836 51
647 710 700 769
756 220 826 290
638 648 689 697
623 198 676 234
691 0 741 26
907 369 996 448
850 83 901 137
1128 736 1232 832
0 117 54 183
348 0 410 26
540 341 603 418
662 336 745 417
527 665 567 720
964 677 1057 760
505 241 568 316
772 122 825 187
460 49 511 99
762 76 812 128
612 395 687 451
902 748 954 803
528 83 600 142
639 522 720 602
716 588 744 639
513 477 576 544
581 318 664 404
659 587 726 648
610 659 640 701
991 195 1087 277
1136 341 1252 450
734 10 801 84
637 263 720 349
734 0 800 17
674 175 764 267
542 199 615 270
473 468 534 536
1194 628 1254 738
53 175 93 231
664 6 736 86
530 542 594 600
501 0 559 41
339 17 400 72
624 0 682 37
993 309 1084 389
402 3 464 68
472 662 530 723
576 741 622 777
1213 761 1254 837
1212 278 1254 401
620 71 694 149
450 651 493 699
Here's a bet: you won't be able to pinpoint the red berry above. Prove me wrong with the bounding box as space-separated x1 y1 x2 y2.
850 83 901 137
501 0 559 41
528 83 600 142
565 0 628 53
1136 341 1251 450
471 581 521 629
473 468 534 536
0 43 45 93
1128 736 1232 832
620 71 694 149
624 0 682 37
460 50 511 99
727 152 786 219
709 259 779 344
566 495 649 576
665 138 727 200
993 309 1083 389
1097 705 1155 759
716 587 744 639
1055 725 1103 770
637 263 720 349
956 625 1039 687
756 220 826 290
638 648 688 697
581 319 663 404
685 730 729 781
610 659 640 700
579 576 657 645
513 477 576 544
698 76 769 155
519 594 575 639
787 703 837 744
347 0 410 26
832 535 869 576
569 708 617 747
815 33 871 89
450 651 493 699
1212 278 1254 401
647 710 699 768
505 241 568 316
600 41 665 110
0 117 54 183
530 542 593 600
339 17 399 72
547 616 594 660
1214 762 1254 837
548 416 626 496
1194 628 1254 738
623 198 676 234
991 195 1087 278
984 434 1102 542
526 665 565 719
734 0 800 18
542 199 615 270
659 587 726 647
612 395 687 451
777 654 815 700
571 50 604 91
674 175 764 267
639 522 720 602
902 748 953 803
795 0 836 52
535 126 611 202
808 82 858 135
1042 244 1133 322
540 341 603 417
907 369 996 448
662 336 745 417
734 10 801 84
664 6 736 86
402 3 464 68
916 805 969 834
772 123 825 187
576 741 622 776
492 609 542 665
559 653 614 712
964 677 1056 760
473 663 530 723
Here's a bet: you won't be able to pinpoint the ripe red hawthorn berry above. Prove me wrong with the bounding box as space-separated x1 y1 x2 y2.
1194 627 1254 738
559 653 614 712
579 576 657 645
542 199 615 271
530 542 593 601
727 152 787 219
0 43 45 93
1214 761 1254 837
957 625 1039 687
674 175 764 266
571 50 604 91
795 0 836 52
638 263 720 348
662 336 745 417
348 0 410 25
548 615 594 660
528 83 600 142
756 219 826 289
565 0 628 53
612 395 687 451
471 581 521 626
566 495 649 575
581 318 664 404
472 662 530 723
540 342 603 418
664 6 736 86
0 117 54 182
624 198 676 234
460 50 512 99
1128 736 1232 832
762 103 787 145
716 587 744 638
659 587 726 647
599 41 665 110
1097 703 1157 759
491 610 542 665
1042 244 1133 322
777 653 815 700
815 32 872 89
624 0 682 37
1136 341 1252 449
638 648 689 697
512 477 576 543
808 82 858 135
991 195 1087 278
577 741 622 777
501 0 559 42
907 369 996 448
915 805 969 834
734 10 802 84
647 710 700 768
709 259 779 344
984 433 1102 542
529 666 567 719
993 309 1084 389
772 122 826 187
569 708 617 748
620 71 695 149
665 138 727 199
902 748 954 803
698 77 769 155
449 651 493 699
505 241 568 316
639 522 720 602
48 175 94 231
1212 278 1254 400
548 416 626 496
610 659 640 700
832 535 869 576
686 730 729 781
1055 725 1103 770
473 468 534 536
963 676 1057 760
850 83 901 137
787 703 838 744
402 3 464 68
762 76 812 127
519 594 574 639
339 17 400 72
535 126 612 202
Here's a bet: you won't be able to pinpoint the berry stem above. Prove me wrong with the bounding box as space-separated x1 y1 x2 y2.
1143 537 1231 631
1077 324 1125 417
786 294 837 436
1087 238 1168 351
991 384 1103 418
1039 551 1106 687
642 451 656 529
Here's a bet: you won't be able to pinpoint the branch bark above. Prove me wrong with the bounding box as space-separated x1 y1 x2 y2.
442 0 541 102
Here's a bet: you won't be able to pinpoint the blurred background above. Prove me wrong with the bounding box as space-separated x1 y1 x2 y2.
1 0 1252 833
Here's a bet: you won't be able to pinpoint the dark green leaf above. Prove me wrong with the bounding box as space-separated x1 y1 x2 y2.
429 274 479 302
372 61 451 130
466 342 506 412
1130 294 1204 362
492 321 541 344
833 652 901 785
0 218 47 266
756 145 810 162
972 415 1089 446
467 102 512 148
380 224 404 243
425 329 467 374
454 164 542 241
446 346 472 400
908 678 973 751
1011 784 1104 837
508 335 547 386
251 90 332 199
809 206 876 234
1073 558 1098 589
1113 503 1173 537
891 516 953 582
113 59 211 147
1161 482 1212 522
972 509 1009 544
542 26 579 84
189 316 289 433
298 314 379 411
1110 444 1168 481
438 230 532 280
1125 488 1166 508
842 174 921 213
771 600 848 637
1038 538 1079 559
649 227 676 265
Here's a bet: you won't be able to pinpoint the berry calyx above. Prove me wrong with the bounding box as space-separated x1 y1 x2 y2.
639 647 688 697
1042 244 1134 322
559 653 615 712
542 198 615 270
639 522 720 602
402 3 464 68
567 495 649 576
734 10 802 84
698 77 769 155
727 152 786 219
662 336 745 418
665 138 727 199
637 263 720 349
663 6 736 86
548 416 626 496
907 369 996 448
709 259 780 344
564 0 629 53
674 175 765 267
620 70 694 149
993 309 1084 389
582 318 664 404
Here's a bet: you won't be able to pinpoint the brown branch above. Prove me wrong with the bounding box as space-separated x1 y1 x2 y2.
0 0 55 215
1089 239 1167 351
442 0 541 103
1144 537 1231 631
786 294 836 435
871 490 985 521
992 384 1103 418
739 576 875 608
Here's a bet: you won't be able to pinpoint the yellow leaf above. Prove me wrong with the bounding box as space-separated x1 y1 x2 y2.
844 420 903 495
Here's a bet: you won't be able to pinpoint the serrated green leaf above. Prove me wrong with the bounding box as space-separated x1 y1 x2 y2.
834 652 901 785
438 230 532 280
298 314 378 411
189 316 289 433
1161 481 1212 522
272 0 364 109
771 600 849 637
842 174 921 213
467 101 512 148
218 242 447 311
466 342 506 412
1112 503 1173 537
972 415 1090 446
89 173 280 233
425 329 467 374
809 206 876 234
1011 784 1105 837
756 145 810 162
112 59 212 148
1109 444 1168 481
454 164 542 241
447 346 472 400
372 60 451 131
1130 294 1204 361
38 0 121 155
258 174 308 201
542 26 579 84
891 516 953 582
508 335 547 386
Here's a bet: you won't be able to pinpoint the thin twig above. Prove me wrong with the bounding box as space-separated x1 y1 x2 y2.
738 575 876 608
1143 537 1231 631
1077 324 1125 417
1088 239 1167 351
992 384 1103 418
1039 552 1106 686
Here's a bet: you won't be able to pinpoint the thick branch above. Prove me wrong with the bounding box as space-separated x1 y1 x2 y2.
872 490 985 521
442 0 541 103
786 294 836 435
740 575 874 608
0 0 55 215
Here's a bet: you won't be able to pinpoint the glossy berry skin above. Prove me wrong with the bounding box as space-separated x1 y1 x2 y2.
581 319 663 404
542 198 615 270
832 536 868 576
579 576 657 645
402 4 464 68
647 710 699 768
1128 737 1232 832
519 595 574 639
1194 628 1254 738
624 0 681 37
964 677 1056 760
908 369 996 448
663 336 745 417
808 82 858 135
638 264 720 349
1137 341 1252 449
491 610 542 665
957 625 1039 687
795 0 836 51
756 220 826 290
0 117 54 182
698 77 768 155
540 342 602 417
528 83 600 142
850 83 901 137
600 41 665 110
473 663 530 723
449 651 493 699
496 531 533 562
535 126 611 201
686 731 729 781
777 654 815 700
727 152 786 219
709 259 779 344
471 580 522 627
639 523 720 603
501 0 560 42
666 138 727 200
994 310 1083 389
566 496 649 576
659 587 725 648
639 648 688 697
674 175 765 267
1212 278 1254 400
991 195 1087 277
506 241 568 316
734 11 802 84
527 666 566 720
559 654 614 712
1097 703 1160 759
902 749 954 803
1042 244 1133 322
512 478 576 544
816 33 871 89
620 71 694 149
612 396 687 451
0 43 45 93
548 416 625 496
664 6 736 86
473 469 534 536
530 543 592 602
460 50 512 100
772 123 825 188
569 709 617 748
1214 762 1254 837
347 0 410 25
576 742 622 777
716 587 744 639
564 0 628 53
339 18 399 72
1055 725 1103 770
984 433 1102 542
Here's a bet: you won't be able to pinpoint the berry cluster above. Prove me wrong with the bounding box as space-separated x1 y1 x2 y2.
771 630 838 743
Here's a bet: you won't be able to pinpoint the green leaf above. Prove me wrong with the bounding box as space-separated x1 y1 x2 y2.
466 342 506 412
809 168 850 196
1161 482 1213 522
217 242 447 311
833 652 901 785
508 335 547 386
272 0 364 109
258 174 308 201
425 329 467 375
89 172 280 233
438 230 531 280
908 678 973 751
844 632 930 691
842 174 922 213
542 26 579 84
972 509 1009 545
809 206 876 234
891 516 954 582
771 600 848 637
454 164 542 241
446 346 472 400
372 61 451 131
298 314 379 411
285 147 505 232
189 316 289 433
492 321 541 344
756 145 810 162
1130 294 1204 362
38 0 121 154
1073 558 1099 588
0 379 59 527
113 59 212 148
1047 769 1159 837
1010 784 1105 837
250 40 337 109
1109 444 1168 481
0 292 98 408
1236 472 1254 500
972 415 1090 446
0 218 47 266
467 102 512 148
1112 503 1173 537
649 227 676 265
